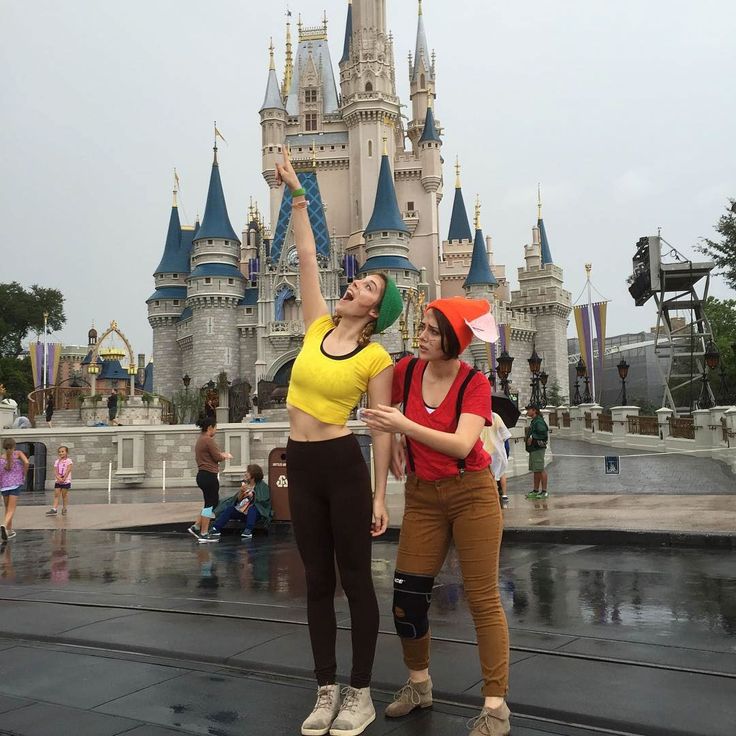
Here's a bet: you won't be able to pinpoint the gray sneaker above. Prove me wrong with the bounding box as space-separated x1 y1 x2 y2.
197 533 219 544
45 508 58 516
468 702 511 736
301 684 340 736
329 686 375 736
384 677 433 718
6 530 16 540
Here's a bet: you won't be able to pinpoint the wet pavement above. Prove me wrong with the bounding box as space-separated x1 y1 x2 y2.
0 530 735 735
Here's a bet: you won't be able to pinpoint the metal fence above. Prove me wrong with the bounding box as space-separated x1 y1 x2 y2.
669 416 695 440
628 415 659 436
598 414 613 432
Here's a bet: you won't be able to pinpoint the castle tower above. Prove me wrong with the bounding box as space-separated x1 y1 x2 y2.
340 0 401 243
511 190 572 400
439 161 474 297
147 187 190 400
360 148 420 354
260 41 287 230
408 0 436 151
185 145 244 386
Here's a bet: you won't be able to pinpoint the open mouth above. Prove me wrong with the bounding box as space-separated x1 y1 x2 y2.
341 290 355 302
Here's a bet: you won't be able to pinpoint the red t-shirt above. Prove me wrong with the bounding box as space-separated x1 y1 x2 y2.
392 357 492 481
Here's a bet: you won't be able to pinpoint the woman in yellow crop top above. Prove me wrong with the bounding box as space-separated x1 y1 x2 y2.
275 148 402 736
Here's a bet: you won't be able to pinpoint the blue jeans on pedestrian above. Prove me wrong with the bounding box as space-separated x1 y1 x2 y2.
213 504 259 532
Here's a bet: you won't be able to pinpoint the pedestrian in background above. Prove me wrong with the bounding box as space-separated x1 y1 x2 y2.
525 405 549 499
45 394 54 427
0 438 29 541
46 446 73 516
107 389 119 425
482 412 512 507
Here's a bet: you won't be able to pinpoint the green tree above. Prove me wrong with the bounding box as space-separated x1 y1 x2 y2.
0 282 65 357
546 379 566 406
698 200 736 291
704 297 736 400
0 356 33 415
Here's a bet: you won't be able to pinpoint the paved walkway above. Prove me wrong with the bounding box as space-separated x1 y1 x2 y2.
0 531 734 735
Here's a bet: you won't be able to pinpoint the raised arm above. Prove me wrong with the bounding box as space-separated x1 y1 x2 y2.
275 146 328 328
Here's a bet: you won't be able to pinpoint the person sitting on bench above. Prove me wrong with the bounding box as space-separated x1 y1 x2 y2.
210 464 272 539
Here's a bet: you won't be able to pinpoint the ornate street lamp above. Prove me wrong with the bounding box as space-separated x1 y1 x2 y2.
697 339 719 409
576 357 592 403
539 370 548 408
528 346 543 409
617 358 630 406
183 374 191 389
573 358 586 405
496 350 514 399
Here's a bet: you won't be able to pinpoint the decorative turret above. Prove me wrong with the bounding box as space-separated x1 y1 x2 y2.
339 0 353 66
447 159 473 243
194 146 240 244
464 198 497 293
537 185 554 266
418 104 442 192
260 41 287 190
408 0 437 150
361 148 418 280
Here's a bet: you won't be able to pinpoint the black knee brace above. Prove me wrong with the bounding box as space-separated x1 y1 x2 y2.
393 571 434 639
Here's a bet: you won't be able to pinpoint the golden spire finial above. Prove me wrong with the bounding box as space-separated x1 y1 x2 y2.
269 38 275 70
455 157 461 189
474 195 481 230
418 0 423 17
323 9 328 32
537 182 542 220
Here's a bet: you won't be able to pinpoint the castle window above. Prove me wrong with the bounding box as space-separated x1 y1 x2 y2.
365 82 373 92
173 300 180 306
172 273 178 279
420 73 426 88
407 201 415 211
224 346 232 366
405 271 410 277
304 89 317 103
250 280 257 287
155 301 160 306
228 278 234 285
246 308 253 315
224 241 229 246
208 240 213 245
368 140 373 158
382 232 388 237
305 113 318 132
205 277 212 284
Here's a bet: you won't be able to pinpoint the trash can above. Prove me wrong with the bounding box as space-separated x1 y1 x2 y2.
268 447 290 521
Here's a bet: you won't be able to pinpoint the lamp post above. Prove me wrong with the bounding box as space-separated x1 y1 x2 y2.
527 346 543 409
617 358 630 406
42 311 49 391
576 357 592 403
539 370 548 408
496 350 514 400
183 374 191 394
698 340 719 409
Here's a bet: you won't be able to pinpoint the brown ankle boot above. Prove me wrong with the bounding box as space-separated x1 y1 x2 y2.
468 702 511 736
384 677 433 718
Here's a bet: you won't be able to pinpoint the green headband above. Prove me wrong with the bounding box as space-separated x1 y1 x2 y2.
375 277 403 334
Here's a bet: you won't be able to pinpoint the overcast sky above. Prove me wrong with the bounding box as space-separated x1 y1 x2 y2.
2 0 735 359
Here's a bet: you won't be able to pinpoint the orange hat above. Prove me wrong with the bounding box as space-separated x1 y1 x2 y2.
426 297 498 353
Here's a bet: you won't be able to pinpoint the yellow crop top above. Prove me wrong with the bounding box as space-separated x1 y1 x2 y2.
287 314 393 425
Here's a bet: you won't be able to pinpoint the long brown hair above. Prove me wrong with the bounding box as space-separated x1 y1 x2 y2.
332 272 388 347
3 438 16 472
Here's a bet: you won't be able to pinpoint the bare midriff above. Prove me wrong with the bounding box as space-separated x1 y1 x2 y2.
287 404 352 442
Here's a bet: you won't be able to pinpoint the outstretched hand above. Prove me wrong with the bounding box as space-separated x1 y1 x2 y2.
275 145 301 192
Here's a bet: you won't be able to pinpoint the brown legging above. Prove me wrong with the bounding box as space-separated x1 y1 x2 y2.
287 434 379 689
395 468 509 697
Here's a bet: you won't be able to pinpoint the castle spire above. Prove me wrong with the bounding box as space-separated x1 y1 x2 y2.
418 105 441 143
412 0 432 82
464 199 497 288
447 159 472 242
154 187 187 275
340 0 353 66
195 143 240 243
282 12 294 100
364 153 409 236
537 184 554 265
261 39 285 111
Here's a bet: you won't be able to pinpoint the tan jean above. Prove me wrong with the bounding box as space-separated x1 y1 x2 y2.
396 468 509 697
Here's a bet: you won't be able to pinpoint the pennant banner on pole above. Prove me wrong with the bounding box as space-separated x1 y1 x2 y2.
574 305 592 370
47 343 62 387
28 343 44 390
592 302 607 390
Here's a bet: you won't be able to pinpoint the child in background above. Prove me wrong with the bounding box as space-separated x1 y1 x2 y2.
46 446 73 516
1 438 29 541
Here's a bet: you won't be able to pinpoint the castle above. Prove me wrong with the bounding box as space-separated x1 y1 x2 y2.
147 0 572 409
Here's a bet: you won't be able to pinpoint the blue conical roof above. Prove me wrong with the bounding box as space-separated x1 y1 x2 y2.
340 1 353 65
447 186 472 242
195 151 240 243
364 155 409 235
261 67 284 111
539 217 553 265
418 106 441 144
464 228 497 288
154 204 190 275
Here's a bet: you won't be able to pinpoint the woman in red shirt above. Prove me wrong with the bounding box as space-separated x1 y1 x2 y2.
363 297 511 736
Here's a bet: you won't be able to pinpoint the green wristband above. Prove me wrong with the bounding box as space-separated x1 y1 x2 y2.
291 187 306 198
